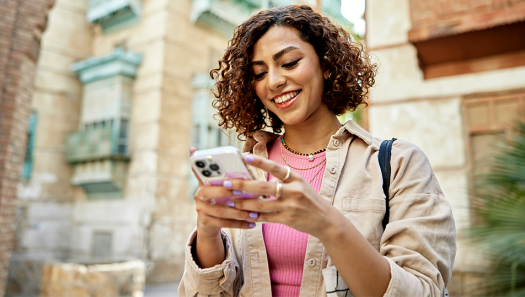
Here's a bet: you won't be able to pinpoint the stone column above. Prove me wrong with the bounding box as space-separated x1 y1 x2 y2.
0 0 54 294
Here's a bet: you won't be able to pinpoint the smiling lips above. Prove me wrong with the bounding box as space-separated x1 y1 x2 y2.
273 90 301 109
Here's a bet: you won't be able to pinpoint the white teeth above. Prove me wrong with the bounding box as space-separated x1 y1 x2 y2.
274 91 299 104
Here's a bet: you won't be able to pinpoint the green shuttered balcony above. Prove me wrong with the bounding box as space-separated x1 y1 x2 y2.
65 122 129 163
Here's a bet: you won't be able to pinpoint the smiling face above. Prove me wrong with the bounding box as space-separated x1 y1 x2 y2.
251 26 329 127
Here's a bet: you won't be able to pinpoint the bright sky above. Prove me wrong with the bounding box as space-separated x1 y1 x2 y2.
341 0 366 35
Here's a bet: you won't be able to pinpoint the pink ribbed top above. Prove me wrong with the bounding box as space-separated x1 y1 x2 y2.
263 136 326 297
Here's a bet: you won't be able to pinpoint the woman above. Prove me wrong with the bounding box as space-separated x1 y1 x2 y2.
180 5 456 297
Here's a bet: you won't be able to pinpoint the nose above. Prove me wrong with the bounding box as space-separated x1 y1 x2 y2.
267 68 286 90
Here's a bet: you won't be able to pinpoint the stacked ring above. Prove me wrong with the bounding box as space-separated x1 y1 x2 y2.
275 182 283 198
282 167 291 181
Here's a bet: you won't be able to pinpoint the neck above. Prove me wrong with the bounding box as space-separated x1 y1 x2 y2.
282 107 342 154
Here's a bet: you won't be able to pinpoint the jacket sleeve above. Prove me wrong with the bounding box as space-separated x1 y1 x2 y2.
178 228 242 297
379 140 456 297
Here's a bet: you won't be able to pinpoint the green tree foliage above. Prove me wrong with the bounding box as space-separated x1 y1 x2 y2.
469 121 525 297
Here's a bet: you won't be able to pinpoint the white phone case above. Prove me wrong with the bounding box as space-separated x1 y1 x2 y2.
190 146 260 201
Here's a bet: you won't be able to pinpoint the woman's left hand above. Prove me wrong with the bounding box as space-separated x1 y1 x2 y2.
224 154 338 238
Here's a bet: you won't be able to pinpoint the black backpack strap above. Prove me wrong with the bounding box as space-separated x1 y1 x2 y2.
379 138 396 231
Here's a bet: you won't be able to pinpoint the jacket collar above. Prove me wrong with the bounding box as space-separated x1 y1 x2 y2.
242 119 379 153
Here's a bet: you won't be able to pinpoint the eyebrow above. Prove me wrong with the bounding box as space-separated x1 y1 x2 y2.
250 46 300 66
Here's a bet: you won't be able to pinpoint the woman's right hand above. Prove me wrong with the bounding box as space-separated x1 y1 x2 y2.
190 147 257 238
190 147 256 268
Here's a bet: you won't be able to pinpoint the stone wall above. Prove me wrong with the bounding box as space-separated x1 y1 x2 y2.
0 0 54 294
366 0 525 295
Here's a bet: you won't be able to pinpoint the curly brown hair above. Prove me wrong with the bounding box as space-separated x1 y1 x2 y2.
210 5 376 139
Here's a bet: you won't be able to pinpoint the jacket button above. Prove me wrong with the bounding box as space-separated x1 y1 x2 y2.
330 167 336 174
333 139 339 147
308 259 316 266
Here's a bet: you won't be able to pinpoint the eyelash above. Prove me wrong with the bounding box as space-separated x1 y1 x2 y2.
253 59 301 80
283 59 300 68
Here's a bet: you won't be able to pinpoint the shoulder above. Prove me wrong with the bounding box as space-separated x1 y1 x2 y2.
384 139 443 198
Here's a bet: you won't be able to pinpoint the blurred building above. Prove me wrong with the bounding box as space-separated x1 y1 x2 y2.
366 0 525 295
6 0 349 293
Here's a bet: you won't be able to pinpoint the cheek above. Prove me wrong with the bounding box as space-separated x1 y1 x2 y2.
254 82 265 99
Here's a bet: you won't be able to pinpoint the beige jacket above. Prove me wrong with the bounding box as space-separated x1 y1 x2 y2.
179 120 456 297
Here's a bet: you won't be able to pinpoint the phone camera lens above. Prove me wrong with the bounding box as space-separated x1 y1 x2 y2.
202 170 211 177
209 164 219 171
195 161 205 168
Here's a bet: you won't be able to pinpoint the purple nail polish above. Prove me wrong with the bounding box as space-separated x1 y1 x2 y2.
249 223 256 228
233 190 242 195
249 212 258 218
245 155 254 163
223 180 232 188
227 201 235 207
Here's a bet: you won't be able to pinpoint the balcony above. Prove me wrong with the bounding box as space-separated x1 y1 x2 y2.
65 123 129 164
191 0 255 36
87 0 142 33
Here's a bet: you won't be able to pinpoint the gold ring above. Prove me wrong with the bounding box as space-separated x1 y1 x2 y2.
282 167 291 182
275 182 283 198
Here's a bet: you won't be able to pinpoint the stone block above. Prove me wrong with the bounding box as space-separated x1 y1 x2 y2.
34 70 83 98
129 150 158 174
130 121 159 151
6 255 46 297
370 45 525 103
162 74 194 101
366 0 411 49
160 90 192 128
146 259 183 284
132 89 162 124
27 202 72 221
153 177 186 217
143 0 169 16
37 49 81 74
21 220 71 252
163 43 197 79
72 200 142 224
40 260 145 297
91 8 167 56
33 103 79 148
369 97 466 168
132 39 165 80
41 4 92 58
157 154 190 178
157 123 191 155
167 0 192 20
57 0 89 11
19 151 75 201
70 223 144 260
125 175 157 203
134 72 163 95
31 92 81 125
454 236 490 272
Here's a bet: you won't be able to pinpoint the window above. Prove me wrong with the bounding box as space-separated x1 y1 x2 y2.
463 89 525 223
92 231 112 259
21 112 37 180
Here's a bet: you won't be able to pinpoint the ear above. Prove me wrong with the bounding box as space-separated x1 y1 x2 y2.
324 70 330 80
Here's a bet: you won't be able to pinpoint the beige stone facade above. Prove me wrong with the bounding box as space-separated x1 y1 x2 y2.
366 0 525 295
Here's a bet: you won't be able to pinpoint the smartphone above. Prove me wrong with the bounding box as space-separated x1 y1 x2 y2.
190 146 261 200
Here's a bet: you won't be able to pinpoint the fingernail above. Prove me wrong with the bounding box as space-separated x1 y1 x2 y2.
233 190 242 195
249 212 258 218
249 223 256 228
227 201 235 207
245 155 254 163
223 180 232 188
